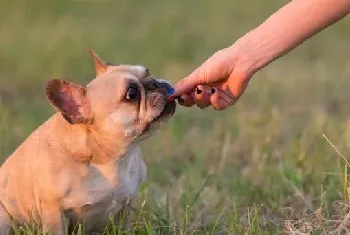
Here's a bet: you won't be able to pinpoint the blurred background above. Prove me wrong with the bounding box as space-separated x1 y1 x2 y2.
0 0 350 233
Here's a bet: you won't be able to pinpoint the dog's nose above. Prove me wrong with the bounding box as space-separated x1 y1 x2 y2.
154 79 171 91
154 79 173 95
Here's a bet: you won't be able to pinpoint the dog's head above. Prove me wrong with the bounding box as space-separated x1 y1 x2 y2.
45 50 176 144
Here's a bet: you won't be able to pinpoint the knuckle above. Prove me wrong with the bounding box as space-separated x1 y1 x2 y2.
181 103 193 107
196 66 208 84
213 49 225 57
212 105 223 111
212 101 229 111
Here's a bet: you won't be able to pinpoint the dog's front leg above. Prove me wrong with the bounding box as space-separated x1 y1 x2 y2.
0 203 12 235
41 205 66 235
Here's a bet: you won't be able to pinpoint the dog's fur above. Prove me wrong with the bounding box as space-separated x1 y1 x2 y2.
0 50 176 234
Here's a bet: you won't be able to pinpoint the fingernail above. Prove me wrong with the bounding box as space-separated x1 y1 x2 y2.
196 88 202 94
167 87 174 96
211 88 215 94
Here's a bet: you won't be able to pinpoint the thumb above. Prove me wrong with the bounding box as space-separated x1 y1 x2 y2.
171 67 206 98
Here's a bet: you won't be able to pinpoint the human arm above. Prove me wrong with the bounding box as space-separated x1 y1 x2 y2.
170 0 350 110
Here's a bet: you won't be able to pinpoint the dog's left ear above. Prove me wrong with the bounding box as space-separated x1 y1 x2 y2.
89 49 108 77
45 79 91 125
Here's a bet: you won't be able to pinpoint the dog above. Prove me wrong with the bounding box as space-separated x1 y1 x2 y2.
0 50 176 234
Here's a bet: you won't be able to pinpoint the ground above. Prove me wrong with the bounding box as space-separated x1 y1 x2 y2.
0 0 350 234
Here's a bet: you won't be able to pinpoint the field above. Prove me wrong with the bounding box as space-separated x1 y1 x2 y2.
0 0 350 234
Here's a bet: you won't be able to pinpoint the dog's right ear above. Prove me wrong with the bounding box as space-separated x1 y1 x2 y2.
45 79 91 125
89 49 108 77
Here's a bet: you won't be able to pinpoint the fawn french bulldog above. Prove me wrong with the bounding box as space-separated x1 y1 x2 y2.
0 50 176 234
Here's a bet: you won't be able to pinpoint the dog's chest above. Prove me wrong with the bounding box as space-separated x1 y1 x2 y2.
64 147 146 230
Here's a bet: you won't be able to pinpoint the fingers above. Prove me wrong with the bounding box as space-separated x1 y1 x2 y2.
210 88 235 110
214 72 249 99
193 85 213 108
176 85 213 108
207 73 249 110
176 73 249 110
177 94 195 107
170 47 234 100
170 66 205 99
176 85 235 110
172 59 251 111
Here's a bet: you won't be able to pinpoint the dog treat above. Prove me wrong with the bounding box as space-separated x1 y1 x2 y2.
167 87 174 96
154 78 174 97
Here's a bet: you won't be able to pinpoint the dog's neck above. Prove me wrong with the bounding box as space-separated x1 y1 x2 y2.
48 114 132 164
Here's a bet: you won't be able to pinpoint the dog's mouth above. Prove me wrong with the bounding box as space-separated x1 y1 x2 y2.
154 100 176 121
137 77 176 136
142 99 176 134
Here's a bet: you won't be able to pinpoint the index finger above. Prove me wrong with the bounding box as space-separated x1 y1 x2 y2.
170 67 204 99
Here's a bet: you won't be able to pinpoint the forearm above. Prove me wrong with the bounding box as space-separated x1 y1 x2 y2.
233 0 350 75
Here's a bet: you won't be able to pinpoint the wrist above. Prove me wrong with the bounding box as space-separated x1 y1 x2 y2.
228 0 350 78
227 34 266 77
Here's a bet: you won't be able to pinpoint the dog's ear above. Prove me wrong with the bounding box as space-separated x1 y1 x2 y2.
45 79 91 125
89 49 108 77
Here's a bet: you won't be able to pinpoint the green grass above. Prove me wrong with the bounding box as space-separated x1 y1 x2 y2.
0 0 350 234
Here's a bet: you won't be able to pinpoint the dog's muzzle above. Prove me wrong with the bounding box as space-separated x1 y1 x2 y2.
154 79 174 96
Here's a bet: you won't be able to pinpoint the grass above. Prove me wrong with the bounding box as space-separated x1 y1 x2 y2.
0 0 350 233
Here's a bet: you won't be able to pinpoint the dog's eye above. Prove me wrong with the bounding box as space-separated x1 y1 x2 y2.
125 87 139 101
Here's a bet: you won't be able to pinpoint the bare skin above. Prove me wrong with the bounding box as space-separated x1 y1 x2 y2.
169 0 350 110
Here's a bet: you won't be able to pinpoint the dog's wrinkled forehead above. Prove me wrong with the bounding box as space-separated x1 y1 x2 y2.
107 65 172 88
89 49 148 79
88 49 173 96
107 65 150 80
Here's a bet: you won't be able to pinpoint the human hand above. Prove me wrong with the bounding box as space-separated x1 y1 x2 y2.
169 46 253 110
